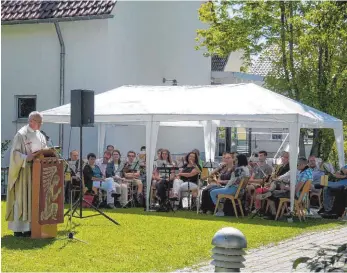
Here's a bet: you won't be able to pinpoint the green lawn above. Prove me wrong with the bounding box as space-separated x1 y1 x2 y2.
1 201 344 272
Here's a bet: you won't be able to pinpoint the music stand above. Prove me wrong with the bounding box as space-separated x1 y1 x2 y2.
203 160 219 169
157 164 178 212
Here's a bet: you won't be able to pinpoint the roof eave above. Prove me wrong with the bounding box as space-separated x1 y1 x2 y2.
1 14 114 26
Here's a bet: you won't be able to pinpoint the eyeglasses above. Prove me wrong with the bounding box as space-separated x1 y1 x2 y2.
33 119 43 124
128 155 135 158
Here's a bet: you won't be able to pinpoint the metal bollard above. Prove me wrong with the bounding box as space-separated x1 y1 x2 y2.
211 227 247 272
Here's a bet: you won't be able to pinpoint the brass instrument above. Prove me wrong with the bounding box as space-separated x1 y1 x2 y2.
262 164 281 188
193 163 202 174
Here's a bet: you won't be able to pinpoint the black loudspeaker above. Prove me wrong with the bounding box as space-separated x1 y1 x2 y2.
70 89 95 127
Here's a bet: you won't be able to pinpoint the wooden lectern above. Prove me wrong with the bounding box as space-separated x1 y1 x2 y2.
31 149 64 239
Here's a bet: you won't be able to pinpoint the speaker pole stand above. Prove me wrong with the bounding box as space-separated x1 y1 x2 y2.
79 124 83 217
69 89 119 226
71 125 120 225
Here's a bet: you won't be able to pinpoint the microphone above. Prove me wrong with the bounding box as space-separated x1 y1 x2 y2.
40 130 50 141
40 130 59 149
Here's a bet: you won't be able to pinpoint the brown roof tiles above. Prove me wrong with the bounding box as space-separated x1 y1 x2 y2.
1 0 116 22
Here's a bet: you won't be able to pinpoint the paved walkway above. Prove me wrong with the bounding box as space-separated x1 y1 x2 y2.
174 225 347 273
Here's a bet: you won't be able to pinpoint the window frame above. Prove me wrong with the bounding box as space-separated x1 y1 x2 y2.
15 95 37 121
270 131 283 141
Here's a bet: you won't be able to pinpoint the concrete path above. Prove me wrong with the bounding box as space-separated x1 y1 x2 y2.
174 225 347 273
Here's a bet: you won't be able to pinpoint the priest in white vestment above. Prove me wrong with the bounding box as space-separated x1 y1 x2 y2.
5 111 47 237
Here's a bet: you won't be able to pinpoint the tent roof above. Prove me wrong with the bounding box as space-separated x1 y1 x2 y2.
41 83 342 128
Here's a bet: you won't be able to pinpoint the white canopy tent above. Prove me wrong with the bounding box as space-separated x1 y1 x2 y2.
41 83 345 212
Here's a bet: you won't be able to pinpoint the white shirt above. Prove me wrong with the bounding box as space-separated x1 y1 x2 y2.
26 125 46 153
95 158 108 177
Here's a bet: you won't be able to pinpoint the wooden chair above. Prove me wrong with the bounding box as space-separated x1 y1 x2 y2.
213 177 250 218
275 180 312 221
310 189 322 209
309 175 327 209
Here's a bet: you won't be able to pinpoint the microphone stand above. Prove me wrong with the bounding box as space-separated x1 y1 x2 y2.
123 160 139 208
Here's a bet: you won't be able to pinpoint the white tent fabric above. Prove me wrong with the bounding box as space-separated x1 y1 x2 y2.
41 83 345 211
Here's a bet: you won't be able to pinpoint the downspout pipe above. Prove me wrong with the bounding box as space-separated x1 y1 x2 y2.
54 22 65 151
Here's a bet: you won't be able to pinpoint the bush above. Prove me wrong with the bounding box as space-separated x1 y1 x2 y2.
293 244 347 272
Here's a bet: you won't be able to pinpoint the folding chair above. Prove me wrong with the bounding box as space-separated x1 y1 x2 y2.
213 177 250 218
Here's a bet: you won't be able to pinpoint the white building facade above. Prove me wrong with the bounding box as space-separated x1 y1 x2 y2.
1 1 211 157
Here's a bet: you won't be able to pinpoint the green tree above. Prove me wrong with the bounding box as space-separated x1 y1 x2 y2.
196 0 347 160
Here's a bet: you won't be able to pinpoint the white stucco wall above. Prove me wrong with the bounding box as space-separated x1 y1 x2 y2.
212 71 264 86
1 1 210 158
1 23 61 145
224 51 244 72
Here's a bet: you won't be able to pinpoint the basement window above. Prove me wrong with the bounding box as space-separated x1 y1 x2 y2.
16 96 37 120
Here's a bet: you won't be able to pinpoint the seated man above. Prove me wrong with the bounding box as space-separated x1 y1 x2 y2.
308 155 325 187
253 151 290 212
120 150 143 204
247 150 273 210
321 165 347 214
64 150 81 204
264 157 312 220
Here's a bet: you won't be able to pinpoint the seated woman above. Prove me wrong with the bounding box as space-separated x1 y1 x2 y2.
83 153 116 209
172 151 202 207
105 149 128 208
192 149 204 168
200 152 235 214
210 154 250 216
152 149 176 206
152 149 174 188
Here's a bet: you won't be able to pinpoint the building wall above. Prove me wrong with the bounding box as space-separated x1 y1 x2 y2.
211 71 264 86
1 1 211 158
224 51 244 72
1 23 61 145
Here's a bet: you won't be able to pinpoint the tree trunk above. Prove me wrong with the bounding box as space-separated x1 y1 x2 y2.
299 129 306 158
288 1 300 101
279 1 293 98
310 129 320 157
225 127 231 152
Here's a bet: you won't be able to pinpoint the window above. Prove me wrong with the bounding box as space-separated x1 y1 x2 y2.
271 132 283 140
16 96 36 119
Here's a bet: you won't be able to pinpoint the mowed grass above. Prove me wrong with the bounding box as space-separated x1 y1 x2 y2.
1 201 344 272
